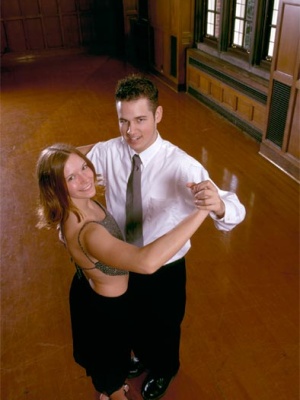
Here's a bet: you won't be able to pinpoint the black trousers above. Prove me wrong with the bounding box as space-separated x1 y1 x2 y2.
128 257 186 377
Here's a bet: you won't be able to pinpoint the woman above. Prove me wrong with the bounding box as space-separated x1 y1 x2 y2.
36 143 208 400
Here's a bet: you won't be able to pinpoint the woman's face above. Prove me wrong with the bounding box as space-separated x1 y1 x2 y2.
64 153 96 200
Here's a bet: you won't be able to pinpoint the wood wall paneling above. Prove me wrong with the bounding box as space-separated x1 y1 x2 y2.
287 88 300 159
1 0 96 53
199 73 210 95
223 89 238 112
78 0 93 12
41 0 58 15
6 20 27 52
237 97 253 121
25 18 45 50
63 15 80 47
148 0 195 89
149 0 170 29
276 5 299 76
187 57 267 139
80 14 95 45
1 22 7 52
60 0 76 13
44 17 63 48
178 0 195 83
153 29 164 72
252 102 266 130
210 81 222 102
260 0 300 182
163 30 171 76
21 0 40 15
188 65 200 87
1 0 21 18
122 0 138 36
170 0 178 34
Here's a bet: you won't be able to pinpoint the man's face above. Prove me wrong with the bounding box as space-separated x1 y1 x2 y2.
116 97 162 153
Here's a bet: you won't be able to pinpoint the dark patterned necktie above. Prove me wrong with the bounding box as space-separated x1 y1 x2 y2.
125 154 143 246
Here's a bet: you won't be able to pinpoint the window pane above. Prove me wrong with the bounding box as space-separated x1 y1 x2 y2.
232 0 254 51
274 0 279 9
267 0 280 59
268 42 274 57
244 21 252 49
205 0 220 39
233 19 244 46
208 0 215 9
246 0 255 20
215 14 220 37
208 12 214 23
272 10 278 25
270 27 276 42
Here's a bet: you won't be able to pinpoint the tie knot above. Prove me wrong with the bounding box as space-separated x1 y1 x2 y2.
133 154 142 169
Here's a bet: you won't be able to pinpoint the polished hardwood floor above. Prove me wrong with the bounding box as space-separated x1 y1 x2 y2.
1 51 299 400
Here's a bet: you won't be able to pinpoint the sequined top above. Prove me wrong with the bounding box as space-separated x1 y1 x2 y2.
75 202 128 277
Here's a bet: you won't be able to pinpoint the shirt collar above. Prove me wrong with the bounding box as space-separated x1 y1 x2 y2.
127 132 163 167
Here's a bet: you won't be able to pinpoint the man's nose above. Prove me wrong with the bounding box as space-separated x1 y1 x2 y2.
126 122 135 134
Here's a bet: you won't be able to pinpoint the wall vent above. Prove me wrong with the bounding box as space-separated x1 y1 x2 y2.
266 80 291 148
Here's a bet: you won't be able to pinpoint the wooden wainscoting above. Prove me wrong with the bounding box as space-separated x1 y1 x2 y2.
186 48 269 141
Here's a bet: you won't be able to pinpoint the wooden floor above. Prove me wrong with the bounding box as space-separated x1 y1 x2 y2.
1 51 299 400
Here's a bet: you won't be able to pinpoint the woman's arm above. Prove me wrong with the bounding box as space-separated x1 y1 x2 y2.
84 209 209 274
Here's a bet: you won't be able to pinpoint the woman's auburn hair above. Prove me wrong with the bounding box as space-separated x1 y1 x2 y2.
36 143 102 229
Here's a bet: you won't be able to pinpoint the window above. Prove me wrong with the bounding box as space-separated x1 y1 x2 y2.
231 0 255 52
205 0 221 39
197 0 279 69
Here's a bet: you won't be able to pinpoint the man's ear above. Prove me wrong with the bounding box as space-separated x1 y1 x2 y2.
155 105 163 123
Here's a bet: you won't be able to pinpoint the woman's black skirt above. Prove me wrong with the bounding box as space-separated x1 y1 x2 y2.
69 273 131 395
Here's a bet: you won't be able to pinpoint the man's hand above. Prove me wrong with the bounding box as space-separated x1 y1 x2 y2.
187 180 225 218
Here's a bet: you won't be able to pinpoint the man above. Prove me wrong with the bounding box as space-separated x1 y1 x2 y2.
82 74 245 400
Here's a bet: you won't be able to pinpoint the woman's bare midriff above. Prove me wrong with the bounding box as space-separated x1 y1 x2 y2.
86 272 129 297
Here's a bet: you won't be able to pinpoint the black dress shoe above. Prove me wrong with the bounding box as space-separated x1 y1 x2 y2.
142 374 175 400
127 356 145 379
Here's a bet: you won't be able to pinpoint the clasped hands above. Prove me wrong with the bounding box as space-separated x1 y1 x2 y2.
187 180 225 219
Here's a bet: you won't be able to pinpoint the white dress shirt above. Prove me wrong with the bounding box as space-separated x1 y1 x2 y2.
88 134 246 264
